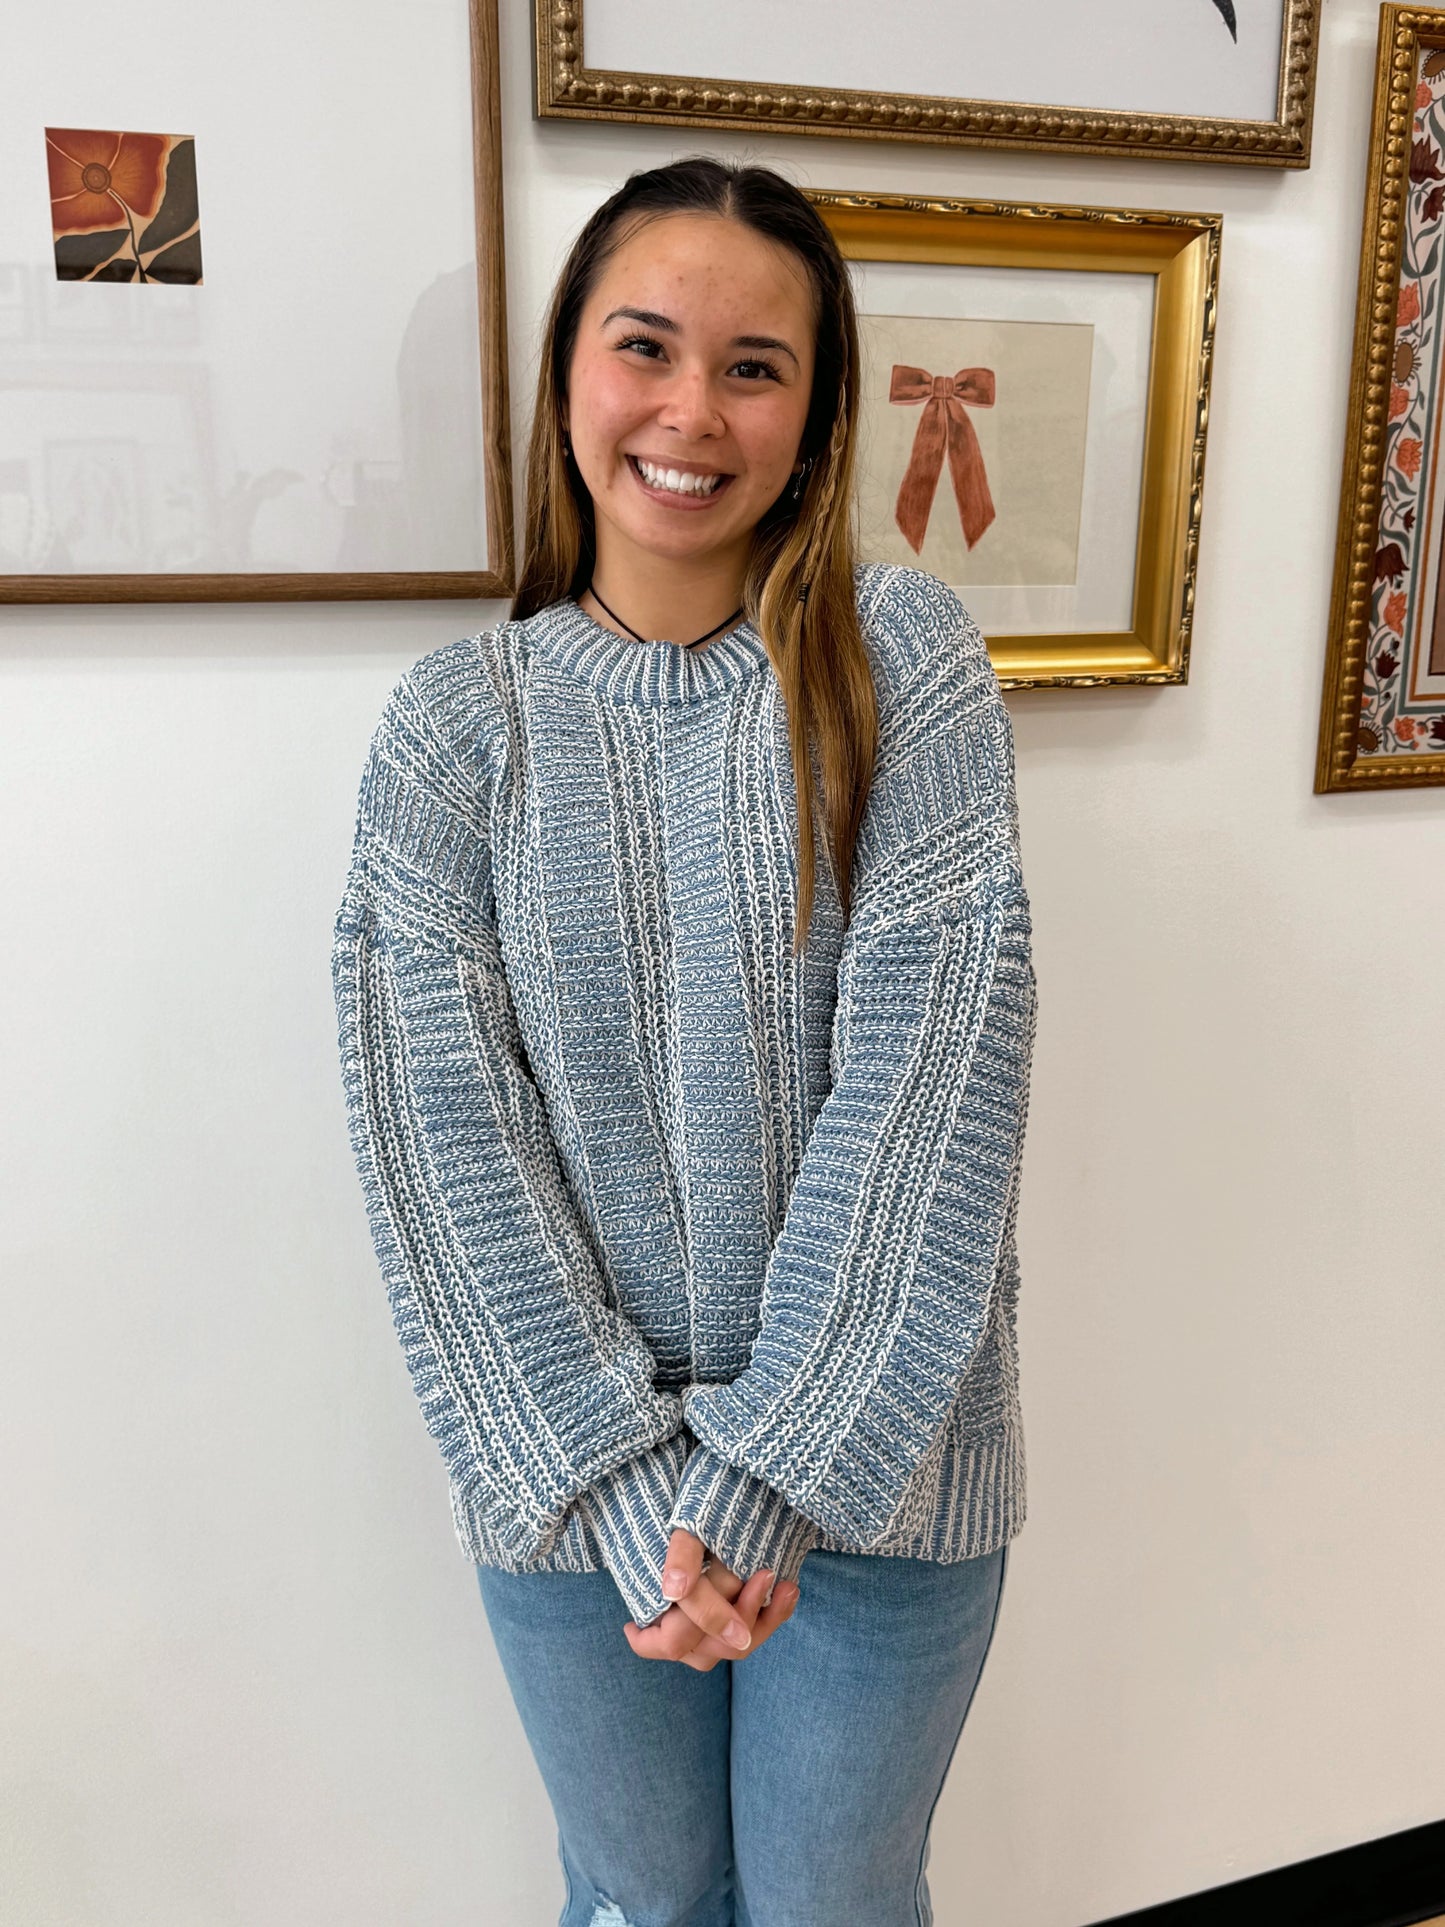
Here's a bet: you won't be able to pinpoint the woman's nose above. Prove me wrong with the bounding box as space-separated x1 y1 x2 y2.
656 369 723 439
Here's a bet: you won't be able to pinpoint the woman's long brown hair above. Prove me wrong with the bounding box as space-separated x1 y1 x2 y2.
510 156 877 955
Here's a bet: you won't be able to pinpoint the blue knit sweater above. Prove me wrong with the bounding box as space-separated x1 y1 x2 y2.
331 562 1037 1629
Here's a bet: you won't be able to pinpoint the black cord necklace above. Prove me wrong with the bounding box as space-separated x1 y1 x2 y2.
584 583 744 650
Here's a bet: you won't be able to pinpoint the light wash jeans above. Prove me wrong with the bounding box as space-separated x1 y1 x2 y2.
476 1539 1010 1927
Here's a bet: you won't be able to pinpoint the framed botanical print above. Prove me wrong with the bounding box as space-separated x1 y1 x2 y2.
1318 4 1445 791
809 191 1221 689
536 0 1318 168
1 0 513 604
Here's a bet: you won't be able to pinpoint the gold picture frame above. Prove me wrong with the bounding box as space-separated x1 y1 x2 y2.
535 0 1318 169
2 0 513 605
1317 5 1445 791
809 190 1221 690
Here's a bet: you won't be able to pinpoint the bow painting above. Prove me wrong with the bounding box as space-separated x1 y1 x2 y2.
889 364 997 555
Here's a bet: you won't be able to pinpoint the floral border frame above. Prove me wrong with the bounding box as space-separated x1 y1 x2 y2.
1318 5 1445 790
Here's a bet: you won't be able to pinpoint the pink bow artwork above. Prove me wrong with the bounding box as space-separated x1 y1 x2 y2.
888 364 997 554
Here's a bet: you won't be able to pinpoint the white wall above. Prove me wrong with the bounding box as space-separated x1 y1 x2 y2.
3 2 1442 1922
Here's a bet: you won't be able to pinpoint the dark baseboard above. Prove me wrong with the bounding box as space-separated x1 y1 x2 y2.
1085 1818 1445 1927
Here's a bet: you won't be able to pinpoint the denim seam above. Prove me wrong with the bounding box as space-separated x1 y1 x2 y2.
559 1826 575 1926
911 1542 1010 1927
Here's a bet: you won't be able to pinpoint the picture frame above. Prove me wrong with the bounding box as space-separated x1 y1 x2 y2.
535 0 1319 169
808 190 1221 690
1 0 513 605
1317 3 1445 792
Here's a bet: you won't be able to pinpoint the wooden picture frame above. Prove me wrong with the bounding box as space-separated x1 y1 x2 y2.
536 0 1318 169
810 190 1221 689
2 0 513 605
1317 4 1445 791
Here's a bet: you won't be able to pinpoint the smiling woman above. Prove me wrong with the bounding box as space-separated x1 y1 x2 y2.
561 214 817 643
331 154 1036 1927
510 159 874 954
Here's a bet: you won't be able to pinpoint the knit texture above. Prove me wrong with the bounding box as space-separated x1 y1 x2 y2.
331 562 1037 1630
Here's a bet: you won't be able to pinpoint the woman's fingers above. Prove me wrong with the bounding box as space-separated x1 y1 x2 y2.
657 1528 756 1646
709 1557 742 1594
660 1528 708 1602
679 1570 801 1669
621 1533 803 1667
668 1569 772 1670
624 1565 762 1663
674 1568 758 1652
623 1566 764 1662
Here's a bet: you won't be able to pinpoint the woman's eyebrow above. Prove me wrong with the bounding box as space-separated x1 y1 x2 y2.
602 305 677 333
733 333 800 368
601 306 801 369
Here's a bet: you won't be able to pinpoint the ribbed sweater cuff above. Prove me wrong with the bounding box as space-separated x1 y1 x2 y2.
667 1444 819 1593
575 1435 691 1629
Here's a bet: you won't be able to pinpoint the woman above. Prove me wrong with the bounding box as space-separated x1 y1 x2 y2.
332 156 1037 1926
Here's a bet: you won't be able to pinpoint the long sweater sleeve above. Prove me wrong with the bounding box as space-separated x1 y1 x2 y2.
674 580 1038 1556
330 668 689 1628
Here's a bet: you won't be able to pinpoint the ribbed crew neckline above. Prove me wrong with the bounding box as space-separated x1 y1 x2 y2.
523 597 773 707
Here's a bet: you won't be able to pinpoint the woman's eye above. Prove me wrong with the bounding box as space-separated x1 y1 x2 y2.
612 335 780 381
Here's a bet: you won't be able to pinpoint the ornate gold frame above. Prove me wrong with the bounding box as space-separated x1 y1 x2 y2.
1317 6 1445 791
535 0 1318 168
809 191 1220 690
3 0 513 605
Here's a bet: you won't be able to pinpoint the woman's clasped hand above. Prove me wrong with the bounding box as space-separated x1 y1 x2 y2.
622 1528 800 1668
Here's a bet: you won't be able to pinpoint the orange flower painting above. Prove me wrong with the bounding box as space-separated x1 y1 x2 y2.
45 128 202 285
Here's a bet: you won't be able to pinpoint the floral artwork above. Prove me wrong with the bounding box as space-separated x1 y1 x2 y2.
45 129 202 285
1356 51 1445 759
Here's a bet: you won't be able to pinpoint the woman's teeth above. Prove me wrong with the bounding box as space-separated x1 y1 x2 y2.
633 457 724 497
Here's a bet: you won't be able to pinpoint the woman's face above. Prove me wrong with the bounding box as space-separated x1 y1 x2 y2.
565 210 818 581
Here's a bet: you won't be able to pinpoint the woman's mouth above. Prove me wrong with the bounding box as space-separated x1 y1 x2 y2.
627 454 733 504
